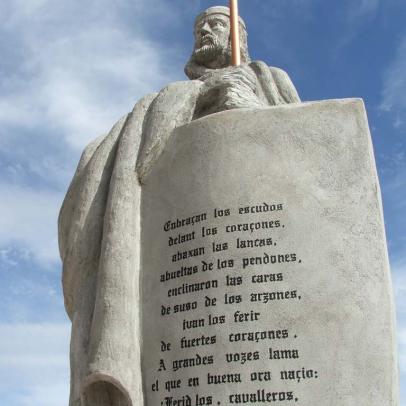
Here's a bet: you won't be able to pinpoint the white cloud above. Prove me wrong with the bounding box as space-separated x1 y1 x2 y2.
399 323 406 406
0 323 69 370
328 0 381 56
257 0 380 23
36 35 163 149
393 259 406 315
0 0 183 150
0 322 70 405
381 36 406 129
391 257 406 390
13 383 69 406
0 183 62 266
0 0 190 267
345 0 380 21
400 327 406 373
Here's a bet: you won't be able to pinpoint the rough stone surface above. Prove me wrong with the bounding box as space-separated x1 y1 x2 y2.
141 100 398 405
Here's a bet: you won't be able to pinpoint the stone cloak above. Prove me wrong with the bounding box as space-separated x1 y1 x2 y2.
58 62 300 406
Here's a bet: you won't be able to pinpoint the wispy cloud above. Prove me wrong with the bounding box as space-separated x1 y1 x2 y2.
345 0 380 22
0 0 188 267
391 256 406 406
254 0 383 69
329 0 382 57
393 258 406 315
0 0 183 151
397 300 406 406
256 0 380 27
0 183 62 266
0 322 70 406
381 36 406 130
10 384 70 406
400 327 406 372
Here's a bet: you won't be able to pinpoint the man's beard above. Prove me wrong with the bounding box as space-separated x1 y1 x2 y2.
193 36 231 67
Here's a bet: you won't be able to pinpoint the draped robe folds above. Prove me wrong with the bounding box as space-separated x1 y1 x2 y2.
58 61 300 406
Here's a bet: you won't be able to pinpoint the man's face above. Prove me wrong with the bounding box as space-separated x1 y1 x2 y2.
193 14 230 65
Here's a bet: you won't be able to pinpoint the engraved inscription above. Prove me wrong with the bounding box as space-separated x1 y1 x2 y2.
143 202 318 405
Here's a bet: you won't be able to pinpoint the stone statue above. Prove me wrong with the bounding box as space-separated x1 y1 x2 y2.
59 6 300 406
185 7 300 118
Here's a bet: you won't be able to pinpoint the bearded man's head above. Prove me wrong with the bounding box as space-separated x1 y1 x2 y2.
185 6 251 79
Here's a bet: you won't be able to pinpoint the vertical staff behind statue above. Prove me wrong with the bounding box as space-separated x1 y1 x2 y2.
229 0 241 66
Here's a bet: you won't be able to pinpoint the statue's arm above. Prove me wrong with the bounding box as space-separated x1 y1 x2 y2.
269 66 301 103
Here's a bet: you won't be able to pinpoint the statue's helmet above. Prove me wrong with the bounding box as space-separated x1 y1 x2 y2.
194 6 247 31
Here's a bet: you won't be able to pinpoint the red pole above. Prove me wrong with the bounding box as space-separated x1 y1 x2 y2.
229 0 241 66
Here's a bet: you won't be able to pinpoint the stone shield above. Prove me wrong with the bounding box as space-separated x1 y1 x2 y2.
140 99 398 406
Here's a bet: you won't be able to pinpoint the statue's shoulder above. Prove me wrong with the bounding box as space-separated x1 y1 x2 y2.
79 91 160 164
77 114 129 173
268 65 292 81
250 61 301 104
250 60 291 80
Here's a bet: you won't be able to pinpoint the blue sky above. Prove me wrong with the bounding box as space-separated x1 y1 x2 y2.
0 0 405 404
